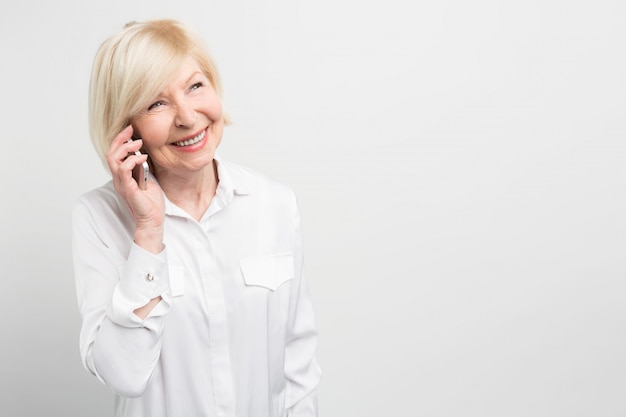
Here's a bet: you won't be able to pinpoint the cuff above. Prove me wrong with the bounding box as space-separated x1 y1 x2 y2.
108 243 171 328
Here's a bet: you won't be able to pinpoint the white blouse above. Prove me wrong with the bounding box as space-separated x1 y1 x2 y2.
72 157 321 417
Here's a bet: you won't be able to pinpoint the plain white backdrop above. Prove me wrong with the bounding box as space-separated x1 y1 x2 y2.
1 0 625 416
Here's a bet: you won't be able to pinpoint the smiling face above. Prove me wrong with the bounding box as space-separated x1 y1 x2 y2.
131 55 224 178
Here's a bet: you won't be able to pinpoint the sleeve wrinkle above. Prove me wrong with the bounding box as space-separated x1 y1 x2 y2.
73 197 169 397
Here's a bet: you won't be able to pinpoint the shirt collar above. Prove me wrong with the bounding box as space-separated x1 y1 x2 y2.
214 153 250 197
159 153 250 219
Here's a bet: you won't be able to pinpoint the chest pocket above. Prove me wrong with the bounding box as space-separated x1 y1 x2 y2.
240 252 294 291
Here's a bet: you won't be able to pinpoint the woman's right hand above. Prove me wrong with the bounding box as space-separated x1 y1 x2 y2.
106 125 166 254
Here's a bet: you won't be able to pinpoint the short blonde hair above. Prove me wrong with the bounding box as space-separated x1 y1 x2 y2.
88 19 227 166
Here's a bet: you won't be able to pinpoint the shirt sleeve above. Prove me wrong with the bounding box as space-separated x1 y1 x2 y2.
284 194 322 416
108 243 171 328
73 197 172 398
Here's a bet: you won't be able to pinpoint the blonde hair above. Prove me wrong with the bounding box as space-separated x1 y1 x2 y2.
88 19 227 166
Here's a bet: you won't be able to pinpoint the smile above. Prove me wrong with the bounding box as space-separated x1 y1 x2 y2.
173 129 206 147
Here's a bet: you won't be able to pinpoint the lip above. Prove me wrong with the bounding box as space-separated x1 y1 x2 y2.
170 127 208 153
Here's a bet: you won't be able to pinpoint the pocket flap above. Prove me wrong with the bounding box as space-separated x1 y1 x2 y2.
240 253 294 291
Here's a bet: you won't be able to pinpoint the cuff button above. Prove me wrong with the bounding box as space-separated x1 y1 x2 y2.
145 273 154 282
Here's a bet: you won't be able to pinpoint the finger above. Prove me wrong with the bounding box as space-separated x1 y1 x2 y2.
107 137 144 171
118 138 144 162
112 125 134 146
106 125 134 159
119 153 149 181
112 154 148 196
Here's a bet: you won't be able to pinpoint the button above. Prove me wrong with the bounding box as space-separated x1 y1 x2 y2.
145 273 154 282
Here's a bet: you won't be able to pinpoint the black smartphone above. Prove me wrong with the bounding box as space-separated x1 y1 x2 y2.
129 138 149 190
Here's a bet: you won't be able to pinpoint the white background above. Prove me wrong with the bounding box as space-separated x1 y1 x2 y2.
1 0 625 416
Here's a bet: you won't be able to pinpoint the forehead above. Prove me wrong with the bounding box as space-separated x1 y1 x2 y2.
164 56 205 89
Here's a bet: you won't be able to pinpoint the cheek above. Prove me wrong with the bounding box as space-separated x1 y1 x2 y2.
135 117 170 144
205 93 224 119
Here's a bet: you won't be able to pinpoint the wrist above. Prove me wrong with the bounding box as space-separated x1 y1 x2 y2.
134 225 164 254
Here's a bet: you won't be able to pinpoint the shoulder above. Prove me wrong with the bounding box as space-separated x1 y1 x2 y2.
73 181 133 231
220 159 297 204
74 181 123 214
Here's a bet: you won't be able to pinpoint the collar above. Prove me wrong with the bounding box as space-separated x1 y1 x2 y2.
214 153 250 197
159 153 250 219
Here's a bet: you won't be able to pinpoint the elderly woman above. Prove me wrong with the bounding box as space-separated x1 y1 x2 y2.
73 19 321 417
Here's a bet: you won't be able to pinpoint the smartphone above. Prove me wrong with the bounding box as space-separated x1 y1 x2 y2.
129 138 149 190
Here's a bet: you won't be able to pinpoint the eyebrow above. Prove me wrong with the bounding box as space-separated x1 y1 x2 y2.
185 71 204 83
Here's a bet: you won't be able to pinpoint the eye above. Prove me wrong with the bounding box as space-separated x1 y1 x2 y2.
148 100 165 111
190 82 204 91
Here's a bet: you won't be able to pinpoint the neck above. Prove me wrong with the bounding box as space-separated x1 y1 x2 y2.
155 160 219 221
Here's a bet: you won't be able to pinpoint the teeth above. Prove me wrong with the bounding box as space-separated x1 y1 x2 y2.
174 130 205 147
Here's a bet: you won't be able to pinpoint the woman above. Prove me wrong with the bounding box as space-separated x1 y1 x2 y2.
73 19 321 417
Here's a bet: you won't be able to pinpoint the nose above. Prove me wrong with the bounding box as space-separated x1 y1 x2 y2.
174 99 197 128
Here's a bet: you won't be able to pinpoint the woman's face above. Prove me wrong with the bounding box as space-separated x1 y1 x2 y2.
131 55 224 177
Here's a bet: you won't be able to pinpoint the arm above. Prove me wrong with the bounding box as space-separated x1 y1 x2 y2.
73 199 171 397
73 126 170 397
107 123 167 323
284 196 322 416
